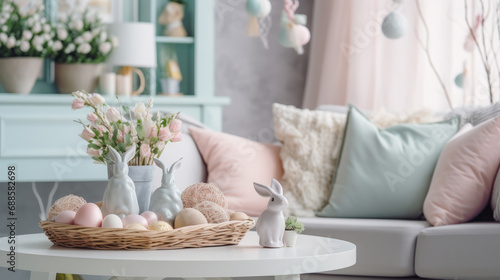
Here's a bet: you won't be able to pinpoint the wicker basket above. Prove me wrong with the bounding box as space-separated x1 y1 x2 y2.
39 219 255 250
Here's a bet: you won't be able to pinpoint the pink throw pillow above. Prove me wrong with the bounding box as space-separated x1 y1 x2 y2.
189 126 283 217
424 118 500 226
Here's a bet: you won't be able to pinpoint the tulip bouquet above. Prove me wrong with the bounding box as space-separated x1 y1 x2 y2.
72 91 182 166
53 9 118 63
0 1 59 57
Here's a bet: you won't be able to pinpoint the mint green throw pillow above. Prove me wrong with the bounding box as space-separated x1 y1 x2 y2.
317 105 459 219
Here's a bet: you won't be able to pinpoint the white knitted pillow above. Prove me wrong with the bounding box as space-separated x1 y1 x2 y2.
273 104 439 217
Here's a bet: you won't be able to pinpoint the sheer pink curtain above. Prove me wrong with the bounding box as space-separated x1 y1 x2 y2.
302 0 474 112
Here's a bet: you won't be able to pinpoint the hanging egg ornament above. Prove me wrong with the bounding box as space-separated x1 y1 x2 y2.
278 28 293 48
382 11 408 39
257 0 272 17
455 73 464 88
294 24 311 45
246 0 262 17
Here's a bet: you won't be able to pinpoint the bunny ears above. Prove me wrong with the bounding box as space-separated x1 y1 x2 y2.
254 179 283 197
153 157 183 173
108 144 136 164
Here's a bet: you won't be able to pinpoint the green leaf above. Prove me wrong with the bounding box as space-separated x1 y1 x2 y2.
122 106 130 113
112 124 118 143
153 147 159 154
91 128 100 136
88 143 101 150
117 143 126 153
136 124 146 140
125 134 131 146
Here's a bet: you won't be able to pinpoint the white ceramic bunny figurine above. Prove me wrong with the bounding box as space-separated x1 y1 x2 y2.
149 157 183 225
101 144 140 219
254 179 289 248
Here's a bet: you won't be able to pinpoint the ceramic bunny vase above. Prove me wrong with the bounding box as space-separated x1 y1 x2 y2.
254 179 289 248
149 157 183 225
101 145 140 219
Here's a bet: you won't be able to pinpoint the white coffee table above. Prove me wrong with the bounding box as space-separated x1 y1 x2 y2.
0 232 355 280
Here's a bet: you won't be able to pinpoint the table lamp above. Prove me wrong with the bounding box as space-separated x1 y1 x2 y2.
107 22 157 96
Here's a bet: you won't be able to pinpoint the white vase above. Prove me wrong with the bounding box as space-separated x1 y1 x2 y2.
0 57 43 94
107 164 155 214
284 230 298 247
55 63 103 94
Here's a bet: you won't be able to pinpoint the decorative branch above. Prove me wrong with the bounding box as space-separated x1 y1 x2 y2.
415 1 453 109
465 0 494 103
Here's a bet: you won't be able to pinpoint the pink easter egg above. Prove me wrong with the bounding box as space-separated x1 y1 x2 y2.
140 211 158 225
122 214 148 228
294 25 311 46
74 203 103 227
54 210 76 224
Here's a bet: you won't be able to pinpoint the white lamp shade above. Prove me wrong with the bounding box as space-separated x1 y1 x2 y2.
107 22 157 68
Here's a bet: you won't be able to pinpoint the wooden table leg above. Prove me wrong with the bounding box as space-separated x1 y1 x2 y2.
275 275 300 280
30 271 56 280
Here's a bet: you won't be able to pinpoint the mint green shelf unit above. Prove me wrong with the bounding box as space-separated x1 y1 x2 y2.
0 0 229 183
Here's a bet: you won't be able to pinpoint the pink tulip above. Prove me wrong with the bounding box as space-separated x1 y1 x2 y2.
171 132 182 142
158 127 173 141
87 147 100 157
80 127 95 141
140 144 151 158
106 107 120 122
169 119 182 133
87 112 98 123
147 125 158 138
72 99 85 110
89 93 105 106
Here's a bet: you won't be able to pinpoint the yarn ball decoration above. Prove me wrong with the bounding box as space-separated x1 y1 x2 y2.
382 11 408 39
194 201 230 223
48 194 87 221
149 221 173 231
181 183 228 209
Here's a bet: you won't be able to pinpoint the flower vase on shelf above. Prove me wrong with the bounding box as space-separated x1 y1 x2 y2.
107 164 155 214
0 57 43 94
55 63 103 94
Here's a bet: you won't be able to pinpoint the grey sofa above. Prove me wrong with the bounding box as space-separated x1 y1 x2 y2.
171 122 500 280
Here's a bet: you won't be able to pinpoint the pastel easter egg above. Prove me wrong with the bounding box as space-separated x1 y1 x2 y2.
54 210 76 224
125 223 148 230
122 214 148 228
245 0 262 17
149 221 173 231
257 0 271 17
382 11 408 39
102 214 123 228
174 208 208 229
294 24 311 46
278 28 293 48
140 211 158 225
230 212 249 221
74 203 103 227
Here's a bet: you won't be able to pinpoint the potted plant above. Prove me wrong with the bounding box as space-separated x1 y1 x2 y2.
71 90 182 213
0 1 58 94
284 216 305 247
53 10 118 93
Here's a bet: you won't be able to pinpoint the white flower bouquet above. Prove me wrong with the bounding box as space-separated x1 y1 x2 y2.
72 91 183 166
0 1 58 58
54 10 118 63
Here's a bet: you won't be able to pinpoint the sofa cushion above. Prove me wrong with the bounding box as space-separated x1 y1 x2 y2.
300 217 430 277
317 106 459 219
415 222 500 279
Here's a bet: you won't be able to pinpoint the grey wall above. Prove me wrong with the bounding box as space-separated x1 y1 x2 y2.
215 0 314 140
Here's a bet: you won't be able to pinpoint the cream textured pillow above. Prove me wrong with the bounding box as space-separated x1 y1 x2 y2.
273 104 440 217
